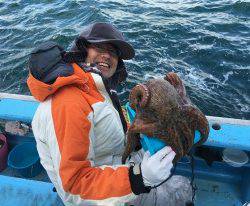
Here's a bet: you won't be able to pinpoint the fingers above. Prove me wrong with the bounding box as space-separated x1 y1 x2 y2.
152 146 173 160
143 151 151 159
141 146 176 187
161 150 176 165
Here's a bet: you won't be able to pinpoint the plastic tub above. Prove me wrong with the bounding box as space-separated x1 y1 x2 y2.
7 142 43 177
0 134 8 171
222 148 249 167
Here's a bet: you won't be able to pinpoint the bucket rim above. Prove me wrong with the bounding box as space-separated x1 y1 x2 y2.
7 142 40 169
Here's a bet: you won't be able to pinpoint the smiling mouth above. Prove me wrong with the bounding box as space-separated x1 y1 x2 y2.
97 62 110 70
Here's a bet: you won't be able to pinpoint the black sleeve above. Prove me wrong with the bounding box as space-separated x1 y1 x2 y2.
128 164 151 195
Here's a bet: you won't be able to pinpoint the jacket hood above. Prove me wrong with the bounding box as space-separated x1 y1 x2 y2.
27 63 89 102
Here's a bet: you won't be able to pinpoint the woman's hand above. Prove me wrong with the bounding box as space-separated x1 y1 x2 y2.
140 146 176 187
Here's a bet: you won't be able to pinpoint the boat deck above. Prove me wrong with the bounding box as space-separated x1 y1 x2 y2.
0 154 250 206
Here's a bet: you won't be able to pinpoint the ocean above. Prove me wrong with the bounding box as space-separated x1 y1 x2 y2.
0 0 249 119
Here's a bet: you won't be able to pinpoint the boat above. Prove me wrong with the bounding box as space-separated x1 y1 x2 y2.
0 92 249 206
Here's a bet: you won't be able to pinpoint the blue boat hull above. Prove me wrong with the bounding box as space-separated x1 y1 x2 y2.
0 93 249 206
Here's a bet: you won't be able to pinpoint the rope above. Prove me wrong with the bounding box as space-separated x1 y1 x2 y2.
189 153 197 205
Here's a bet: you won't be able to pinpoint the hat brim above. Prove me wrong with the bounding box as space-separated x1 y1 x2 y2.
87 39 135 60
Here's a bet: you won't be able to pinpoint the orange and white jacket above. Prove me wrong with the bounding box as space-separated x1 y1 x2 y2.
27 63 152 206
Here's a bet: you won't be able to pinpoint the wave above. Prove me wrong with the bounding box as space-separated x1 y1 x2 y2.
0 0 249 119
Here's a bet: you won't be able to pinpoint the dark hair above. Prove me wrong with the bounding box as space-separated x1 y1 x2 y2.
107 58 128 89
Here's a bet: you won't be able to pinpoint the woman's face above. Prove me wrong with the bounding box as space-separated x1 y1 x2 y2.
85 43 119 78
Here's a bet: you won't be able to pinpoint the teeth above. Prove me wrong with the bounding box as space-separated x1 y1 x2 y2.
98 62 109 68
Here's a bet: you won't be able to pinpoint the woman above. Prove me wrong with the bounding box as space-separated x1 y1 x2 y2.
27 22 176 206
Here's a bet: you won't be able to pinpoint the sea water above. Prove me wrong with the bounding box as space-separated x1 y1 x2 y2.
0 0 249 119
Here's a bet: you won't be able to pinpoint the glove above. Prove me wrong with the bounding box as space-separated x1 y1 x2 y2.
140 146 176 187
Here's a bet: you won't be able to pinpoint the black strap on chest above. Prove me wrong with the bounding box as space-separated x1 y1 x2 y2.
77 63 128 134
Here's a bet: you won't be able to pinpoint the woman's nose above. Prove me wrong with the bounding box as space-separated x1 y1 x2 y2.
100 51 111 59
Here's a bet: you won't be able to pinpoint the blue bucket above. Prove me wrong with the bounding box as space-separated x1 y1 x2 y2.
7 142 43 178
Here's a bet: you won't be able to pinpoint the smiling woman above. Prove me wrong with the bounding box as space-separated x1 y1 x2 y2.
86 43 119 78
25 20 198 206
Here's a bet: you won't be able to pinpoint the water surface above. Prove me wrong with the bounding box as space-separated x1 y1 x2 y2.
0 0 249 119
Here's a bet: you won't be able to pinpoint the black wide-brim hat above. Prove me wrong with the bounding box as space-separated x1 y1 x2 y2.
72 22 135 60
